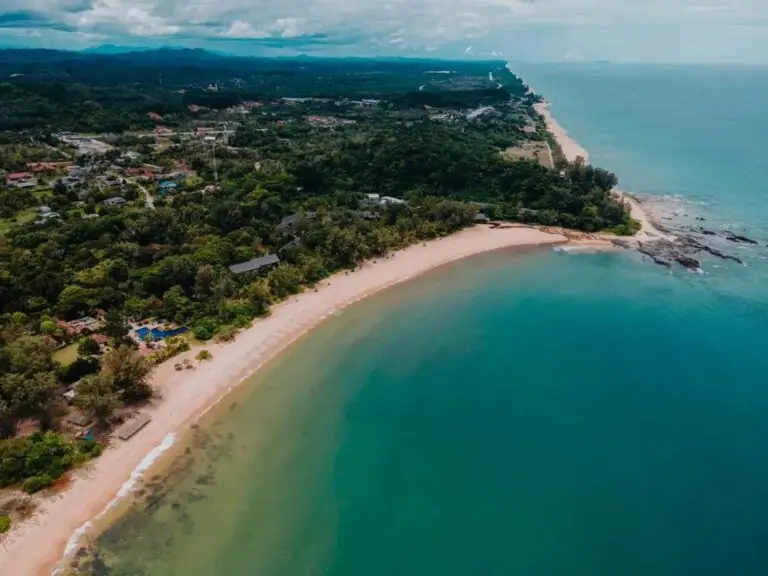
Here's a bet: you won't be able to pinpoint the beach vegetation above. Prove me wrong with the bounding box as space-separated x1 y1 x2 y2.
215 326 239 343
22 474 53 494
192 317 217 341
196 350 213 361
0 431 100 491
0 514 10 533
149 336 190 364
609 218 642 236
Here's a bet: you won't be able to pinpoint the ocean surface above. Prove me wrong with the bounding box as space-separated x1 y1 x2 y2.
80 64 768 575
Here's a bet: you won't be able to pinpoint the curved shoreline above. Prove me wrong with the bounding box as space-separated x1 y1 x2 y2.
533 101 674 244
0 226 566 575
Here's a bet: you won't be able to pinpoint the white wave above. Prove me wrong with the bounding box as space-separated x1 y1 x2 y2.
53 433 177 574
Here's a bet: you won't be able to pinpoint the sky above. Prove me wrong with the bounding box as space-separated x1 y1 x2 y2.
0 0 767 63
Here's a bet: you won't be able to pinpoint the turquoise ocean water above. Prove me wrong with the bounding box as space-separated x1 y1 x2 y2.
83 64 768 575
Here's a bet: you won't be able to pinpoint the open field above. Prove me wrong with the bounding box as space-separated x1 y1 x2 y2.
0 208 37 234
502 141 554 169
52 343 79 367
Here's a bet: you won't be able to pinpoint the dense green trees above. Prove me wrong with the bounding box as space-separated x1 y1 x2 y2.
78 337 102 357
0 55 635 492
74 375 121 424
0 432 101 492
100 346 154 402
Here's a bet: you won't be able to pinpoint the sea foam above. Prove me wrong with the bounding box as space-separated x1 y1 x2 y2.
53 433 177 574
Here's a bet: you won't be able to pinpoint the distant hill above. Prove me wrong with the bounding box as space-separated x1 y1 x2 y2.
83 44 154 55
0 47 509 96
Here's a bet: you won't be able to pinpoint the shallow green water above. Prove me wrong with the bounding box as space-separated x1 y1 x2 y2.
79 247 768 576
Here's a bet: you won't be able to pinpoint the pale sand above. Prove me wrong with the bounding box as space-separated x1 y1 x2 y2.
534 102 673 243
0 226 566 576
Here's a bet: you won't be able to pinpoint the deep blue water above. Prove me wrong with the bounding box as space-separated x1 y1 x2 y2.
516 63 768 239
88 64 768 576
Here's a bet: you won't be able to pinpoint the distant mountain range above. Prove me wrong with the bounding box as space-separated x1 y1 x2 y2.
83 45 238 58
82 44 153 55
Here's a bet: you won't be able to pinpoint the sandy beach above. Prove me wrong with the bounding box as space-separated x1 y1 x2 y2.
0 225 566 576
534 102 673 243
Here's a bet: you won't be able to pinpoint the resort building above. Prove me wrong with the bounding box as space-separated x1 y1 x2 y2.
228 254 281 275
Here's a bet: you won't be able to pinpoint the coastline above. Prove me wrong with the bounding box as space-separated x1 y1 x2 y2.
0 225 566 576
534 101 673 244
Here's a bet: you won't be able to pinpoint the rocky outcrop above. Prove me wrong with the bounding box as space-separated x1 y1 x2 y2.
635 229 747 270
723 232 758 245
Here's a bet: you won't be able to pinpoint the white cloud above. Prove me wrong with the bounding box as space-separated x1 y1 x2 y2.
1 0 767 61
221 20 262 38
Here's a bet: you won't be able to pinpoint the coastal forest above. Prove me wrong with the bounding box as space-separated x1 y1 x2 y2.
0 50 632 505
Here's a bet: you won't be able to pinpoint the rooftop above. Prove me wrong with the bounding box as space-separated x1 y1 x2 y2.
228 254 280 275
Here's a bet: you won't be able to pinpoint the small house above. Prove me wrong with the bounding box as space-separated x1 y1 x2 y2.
6 172 32 184
37 205 52 215
103 197 126 206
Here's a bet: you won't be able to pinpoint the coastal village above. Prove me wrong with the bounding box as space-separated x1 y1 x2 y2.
0 54 649 574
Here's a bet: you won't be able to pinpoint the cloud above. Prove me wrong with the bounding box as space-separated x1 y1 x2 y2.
0 0 767 61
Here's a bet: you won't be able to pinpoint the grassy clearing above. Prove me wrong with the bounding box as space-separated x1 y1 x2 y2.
0 208 38 234
52 343 79 367
502 141 554 169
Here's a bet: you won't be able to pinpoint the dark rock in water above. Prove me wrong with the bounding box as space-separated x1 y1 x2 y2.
695 216 706 221
637 232 743 270
699 228 717 236
675 255 700 269
696 243 743 264
637 243 672 268
723 232 758 245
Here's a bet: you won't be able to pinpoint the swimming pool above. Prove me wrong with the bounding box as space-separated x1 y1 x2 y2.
135 326 188 340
